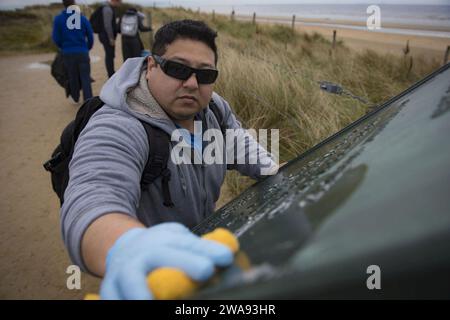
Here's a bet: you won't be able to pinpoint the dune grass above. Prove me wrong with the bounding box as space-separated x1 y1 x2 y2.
0 4 441 198
0 8 58 53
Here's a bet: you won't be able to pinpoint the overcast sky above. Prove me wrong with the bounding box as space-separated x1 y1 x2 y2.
1 0 449 10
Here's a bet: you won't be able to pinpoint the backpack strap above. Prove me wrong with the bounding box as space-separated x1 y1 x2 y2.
42 96 104 173
43 96 105 205
72 97 105 142
139 121 174 207
208 98 226 135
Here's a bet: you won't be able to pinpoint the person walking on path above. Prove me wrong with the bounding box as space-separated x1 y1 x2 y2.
52 0 94 103
98 0 121 78
119 8 152 61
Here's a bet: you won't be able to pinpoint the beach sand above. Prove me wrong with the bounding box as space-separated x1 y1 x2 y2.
237 14 450 63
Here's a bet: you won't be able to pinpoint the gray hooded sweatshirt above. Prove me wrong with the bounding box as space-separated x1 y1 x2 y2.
61 57 277 271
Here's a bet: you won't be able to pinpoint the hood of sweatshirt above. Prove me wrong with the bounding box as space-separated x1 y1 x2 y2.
99 57 181 135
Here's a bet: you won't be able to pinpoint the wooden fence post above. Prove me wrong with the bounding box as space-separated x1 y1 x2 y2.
252 12 256 25
403 40 410 56
231 9 235 21
332 30 337 50
291 14 296 30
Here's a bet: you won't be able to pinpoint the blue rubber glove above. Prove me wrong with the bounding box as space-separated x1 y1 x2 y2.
100 222 233 300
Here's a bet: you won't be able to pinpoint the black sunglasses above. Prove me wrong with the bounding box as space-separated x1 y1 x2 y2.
152 54 218 84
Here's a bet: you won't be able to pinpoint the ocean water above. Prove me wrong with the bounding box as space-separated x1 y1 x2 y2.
183 3 450 29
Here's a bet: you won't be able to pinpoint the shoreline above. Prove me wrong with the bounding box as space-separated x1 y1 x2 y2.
226 13 450 62
235 14 450 34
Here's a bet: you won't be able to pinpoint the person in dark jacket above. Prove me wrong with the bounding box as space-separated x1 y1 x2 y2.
98 0 121 78
52 0 94 103
118 8 152 61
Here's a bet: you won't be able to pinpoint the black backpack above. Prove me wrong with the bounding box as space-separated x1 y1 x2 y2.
89 6 104 34
43 96 225 207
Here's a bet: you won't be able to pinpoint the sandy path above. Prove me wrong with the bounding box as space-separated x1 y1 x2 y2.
0 37 115 299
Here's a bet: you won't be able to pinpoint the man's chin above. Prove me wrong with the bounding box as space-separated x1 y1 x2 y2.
170 109 198 121
172 114 196 121
172 103 202 117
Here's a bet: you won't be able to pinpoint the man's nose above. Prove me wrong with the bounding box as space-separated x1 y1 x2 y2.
182 73 199 89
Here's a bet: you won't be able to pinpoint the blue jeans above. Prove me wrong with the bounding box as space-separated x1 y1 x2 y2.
62 52 92 102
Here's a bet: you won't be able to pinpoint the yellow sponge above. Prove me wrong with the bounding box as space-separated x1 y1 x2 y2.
146 267 198 300
147 228 239 300
202 228 240 253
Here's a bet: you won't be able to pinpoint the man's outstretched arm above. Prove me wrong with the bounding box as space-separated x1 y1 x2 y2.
82 213 234 300
60 109 149 273
81 213 145 277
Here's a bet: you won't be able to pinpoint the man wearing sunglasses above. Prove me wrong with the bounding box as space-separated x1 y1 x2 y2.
61 20 278 299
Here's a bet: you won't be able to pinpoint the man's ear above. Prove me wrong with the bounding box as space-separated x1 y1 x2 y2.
147 56 157 70
146 56 156 80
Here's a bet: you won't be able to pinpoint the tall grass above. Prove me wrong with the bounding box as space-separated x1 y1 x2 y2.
216 33 439 197
0 4 440 200
0 9 58 53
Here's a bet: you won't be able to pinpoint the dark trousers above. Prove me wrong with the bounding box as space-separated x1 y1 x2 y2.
62 52 92 102
121 36 143 61
99 32 115 78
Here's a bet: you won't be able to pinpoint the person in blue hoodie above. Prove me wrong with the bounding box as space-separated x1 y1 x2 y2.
52 0 94 103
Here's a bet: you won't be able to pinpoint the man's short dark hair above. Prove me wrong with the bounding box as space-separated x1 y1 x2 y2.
62 0 75 8
151 20 218 65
